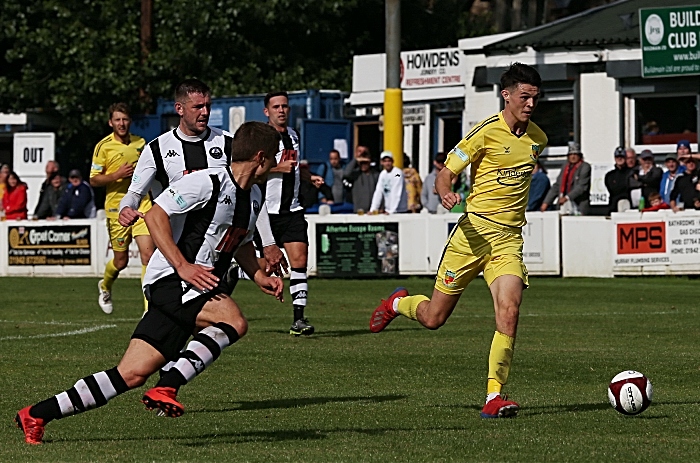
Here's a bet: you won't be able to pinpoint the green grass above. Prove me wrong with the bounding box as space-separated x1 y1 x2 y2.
1 276 699 462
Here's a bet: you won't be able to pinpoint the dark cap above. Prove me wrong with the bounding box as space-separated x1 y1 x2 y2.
434 152 447 164
665 153 678 162
68 169 82 178
614 146 626 158
677 139 691 150
640 149 654 160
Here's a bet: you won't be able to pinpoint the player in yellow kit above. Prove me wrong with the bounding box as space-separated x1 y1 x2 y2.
90 103 154 314
370 63 548 418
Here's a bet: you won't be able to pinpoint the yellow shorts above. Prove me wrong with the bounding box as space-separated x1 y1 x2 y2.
107 217 150 252
435 212 528 295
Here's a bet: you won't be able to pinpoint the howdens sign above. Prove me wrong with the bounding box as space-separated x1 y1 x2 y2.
641 6 700 78
401 48 465 89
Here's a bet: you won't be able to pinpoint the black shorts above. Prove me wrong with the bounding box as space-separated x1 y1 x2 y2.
131 274 225 360
269 210 309 245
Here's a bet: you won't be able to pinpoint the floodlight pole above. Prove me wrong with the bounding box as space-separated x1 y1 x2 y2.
384 0 403 168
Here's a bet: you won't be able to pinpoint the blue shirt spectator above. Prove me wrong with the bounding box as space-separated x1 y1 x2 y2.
55 169 96 219
528 161 550 211
659 153 685 205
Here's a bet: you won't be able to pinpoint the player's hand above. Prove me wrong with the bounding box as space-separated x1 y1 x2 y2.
276 159 296 173
310 174 324 187
176 263 219 292
115 163 135 179
441 192 462 210
119 206 144 227
263 244 289 276
254 273 284 302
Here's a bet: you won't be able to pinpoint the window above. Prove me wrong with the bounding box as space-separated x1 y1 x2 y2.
633 95 697 145
531 99 574 148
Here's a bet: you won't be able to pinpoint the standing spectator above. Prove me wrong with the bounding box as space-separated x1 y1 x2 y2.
315 149 346 204
369 151 408 214
675 139 692 167
0 164 9 202
54 170 95 219
403 154 422 213
630 149 663 204
670 158 699 211
33 160 61 218
34 173 66 219
2 171 28 220
527 160 550 211
421 152 446 213
343 145 374 205
659 153 685 205
347 151 378 213
624 147 642 208
604 147 632 213
541 142 591 215
299 159 333 209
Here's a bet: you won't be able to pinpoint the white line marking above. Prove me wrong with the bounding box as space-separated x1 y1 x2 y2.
0 318 140 325
0 324 118 341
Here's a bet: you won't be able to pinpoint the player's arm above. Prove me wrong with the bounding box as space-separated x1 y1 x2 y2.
118 144 157 226
255 202 289 276
234 241 284 301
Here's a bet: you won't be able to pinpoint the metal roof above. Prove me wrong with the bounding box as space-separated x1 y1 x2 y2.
486 0 700 53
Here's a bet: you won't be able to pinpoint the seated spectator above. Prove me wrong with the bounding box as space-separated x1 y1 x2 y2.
54 169 96 219
660 153 685 205
369 151 407 214
527 160 550 211
34 172 66 219
629 149 662 204
642 192 670 212
2 171 28 220
420 152 446 213
346 151 378 213
670 158 699 212
402 154 422 213
0 164 9 202
605 147 631 214
541 142 591 215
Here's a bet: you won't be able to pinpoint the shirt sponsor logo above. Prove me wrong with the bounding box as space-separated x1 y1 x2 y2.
443 269 457 288
168 188 188 210
210 147 224 159
497 163 532 187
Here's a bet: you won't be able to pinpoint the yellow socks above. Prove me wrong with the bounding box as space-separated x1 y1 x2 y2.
102 259 120 292
487 331 515 395
141 265 148 312
396 295 429 320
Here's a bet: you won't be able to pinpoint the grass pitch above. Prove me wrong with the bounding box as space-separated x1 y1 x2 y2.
1 276 699 462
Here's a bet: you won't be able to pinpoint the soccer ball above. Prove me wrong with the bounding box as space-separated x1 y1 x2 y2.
607 370 653 415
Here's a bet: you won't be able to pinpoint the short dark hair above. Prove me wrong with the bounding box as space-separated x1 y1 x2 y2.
500 62 542 90
108 102 130 119
174 79 211 103
264 91 289 108
231 122 281 162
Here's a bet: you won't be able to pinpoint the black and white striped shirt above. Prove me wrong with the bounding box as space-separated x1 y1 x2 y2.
265 127 302 214
143 168 262 302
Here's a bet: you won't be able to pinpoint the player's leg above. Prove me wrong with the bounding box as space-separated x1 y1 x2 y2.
99 219 131 314
16 339 165 445
145 293 246 416
134 225 155 312
284 240 312 335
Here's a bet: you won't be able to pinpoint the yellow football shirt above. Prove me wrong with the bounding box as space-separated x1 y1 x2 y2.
90 133 151 219
445 111 548 227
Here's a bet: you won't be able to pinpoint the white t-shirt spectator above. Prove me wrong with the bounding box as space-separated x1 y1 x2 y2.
370 167 408 213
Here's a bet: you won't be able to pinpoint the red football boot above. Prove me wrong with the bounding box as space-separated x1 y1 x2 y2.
15 406 45 445
142 387 184 418
370 287 408 333
480 395 519 418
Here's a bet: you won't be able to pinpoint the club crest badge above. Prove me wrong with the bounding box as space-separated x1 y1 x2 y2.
443 270 457 288
530 144 540 161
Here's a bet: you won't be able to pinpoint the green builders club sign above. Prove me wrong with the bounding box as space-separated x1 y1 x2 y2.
641 6 700 78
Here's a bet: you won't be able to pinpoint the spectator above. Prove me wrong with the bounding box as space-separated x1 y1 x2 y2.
421 152 446 213
316 149 346 203
2 171 28 220
402 154 422 213
54 169 96 219
676 139 692 166
642 192 670 212
33 160 61 218
670 158 699 211
34 172 66 219
347 151 378 213
369 151 407 214
541 142 591 215
659 153 685 205
527 160 550 211
604 146 632 213
630 149 662 204
0 163 9 202
624 147 642 208
299 159 333 209
343 145 374 204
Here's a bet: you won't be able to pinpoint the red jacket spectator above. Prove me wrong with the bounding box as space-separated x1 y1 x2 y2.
2 171 28 220
642 192 670 212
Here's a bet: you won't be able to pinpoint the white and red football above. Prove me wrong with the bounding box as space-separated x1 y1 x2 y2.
607 370 653 415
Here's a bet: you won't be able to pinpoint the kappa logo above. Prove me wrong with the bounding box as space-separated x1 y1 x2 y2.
221 195 232 205
443 270 457 288
165 150 179 158
192 359 205 373
181 281 188 292
295 290 308 300
210 146 224 159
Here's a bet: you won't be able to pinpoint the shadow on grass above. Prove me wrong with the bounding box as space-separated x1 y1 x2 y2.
450 400 680 416
190 394 406 413
254 327 421 338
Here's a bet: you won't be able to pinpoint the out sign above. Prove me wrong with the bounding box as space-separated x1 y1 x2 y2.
13 132 55 177
24 147 44 163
